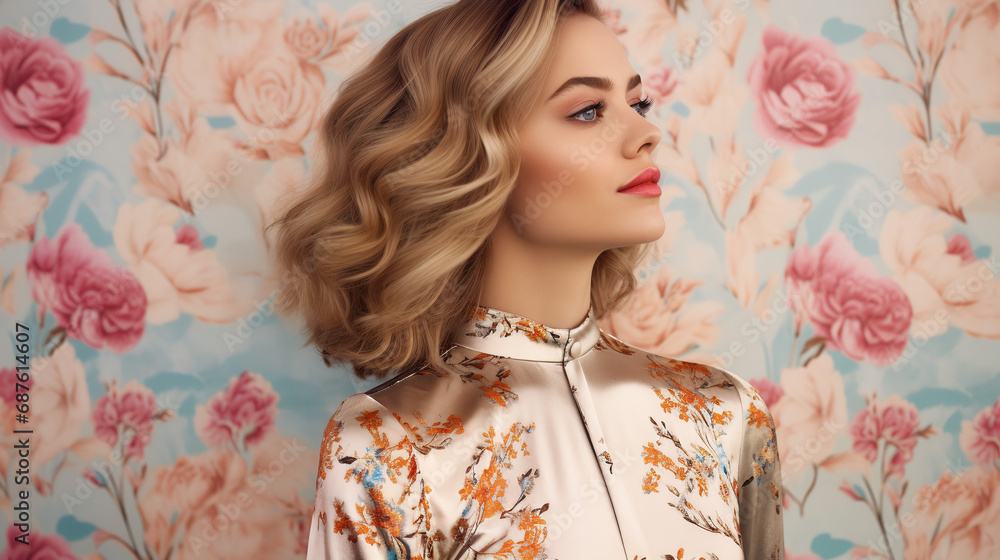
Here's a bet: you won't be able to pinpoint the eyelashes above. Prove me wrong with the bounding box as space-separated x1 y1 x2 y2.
572 96 655 122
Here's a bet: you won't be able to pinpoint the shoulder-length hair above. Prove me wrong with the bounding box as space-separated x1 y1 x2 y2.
265 0 651 380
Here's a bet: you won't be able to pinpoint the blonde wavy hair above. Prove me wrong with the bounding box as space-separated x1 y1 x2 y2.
265 0 653 380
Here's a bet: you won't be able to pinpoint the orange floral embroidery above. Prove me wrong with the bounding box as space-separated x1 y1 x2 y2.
747 401 769 428
451 421 549 555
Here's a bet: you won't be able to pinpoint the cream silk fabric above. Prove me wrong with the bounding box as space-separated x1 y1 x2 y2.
306 304 785 560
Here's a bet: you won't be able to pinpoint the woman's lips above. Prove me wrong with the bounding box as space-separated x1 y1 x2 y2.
618 167 661 196
618 182 661 196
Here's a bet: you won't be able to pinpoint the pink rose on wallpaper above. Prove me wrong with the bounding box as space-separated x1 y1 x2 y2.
959 397 1000 467
194 371 279 451
26 223 147 353
850 394 927 478
1 523 80 559
748 377 784 409
92 379 163 462
746 25 861 149
0 27 89 146
786 232 912 366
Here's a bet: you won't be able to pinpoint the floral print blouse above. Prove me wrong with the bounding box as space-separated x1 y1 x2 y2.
306 304 784 560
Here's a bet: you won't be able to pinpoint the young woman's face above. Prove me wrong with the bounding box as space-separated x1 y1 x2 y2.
507 13 664 252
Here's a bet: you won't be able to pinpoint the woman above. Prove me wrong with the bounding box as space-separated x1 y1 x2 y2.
266 0 784 558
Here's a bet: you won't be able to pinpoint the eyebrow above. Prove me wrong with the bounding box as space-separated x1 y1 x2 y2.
547 73 643 102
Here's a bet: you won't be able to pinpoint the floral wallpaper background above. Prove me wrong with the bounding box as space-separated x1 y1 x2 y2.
0 0 997 558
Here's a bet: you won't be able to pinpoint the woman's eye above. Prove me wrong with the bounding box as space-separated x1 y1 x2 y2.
571 97 655 122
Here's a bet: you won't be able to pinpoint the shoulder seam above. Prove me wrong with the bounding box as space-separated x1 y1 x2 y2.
712 366 747 486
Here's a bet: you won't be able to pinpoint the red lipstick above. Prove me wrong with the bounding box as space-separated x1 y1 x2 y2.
617 167 661 197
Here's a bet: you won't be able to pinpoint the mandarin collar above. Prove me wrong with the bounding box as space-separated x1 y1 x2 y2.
450 303 601 363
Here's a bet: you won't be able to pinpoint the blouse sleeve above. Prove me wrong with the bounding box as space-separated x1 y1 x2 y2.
733 374 785 560
305 393 427 559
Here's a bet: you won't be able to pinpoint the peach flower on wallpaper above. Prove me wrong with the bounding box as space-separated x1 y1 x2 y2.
746 25 861 149
284 17 329 60
255 158 306 247
898 464 1000 559
897 101 1000 222
959 397 1000 467
941 0 1000 122
0 149 46 247
726 153 810 308
194 371 279 452
617 0 676 66
284 2 377 71
0 368 32 434
137 433 315 559
769 353 848 478
23 342 89 469
113 198 256 325
168 0 326 159
880 206 1000 339
603 264 726 359
130 99 247 214
0 28 89 146
677 46 747 139
785 232 912 366
0 368 34 495
706 137 750 219
137 449 258 559
26 224 147 353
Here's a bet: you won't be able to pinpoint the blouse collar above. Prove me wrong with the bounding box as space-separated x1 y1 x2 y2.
450 303 601 363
